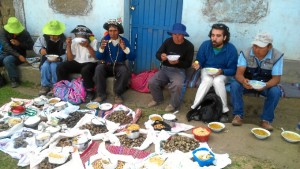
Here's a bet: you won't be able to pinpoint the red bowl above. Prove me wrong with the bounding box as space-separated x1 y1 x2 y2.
192 127 211 142
11 106 25 115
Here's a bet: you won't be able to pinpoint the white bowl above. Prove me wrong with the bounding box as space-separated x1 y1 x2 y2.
48 149 70 164
54 101 68 111
281 131 300 143
24 116 41 128
33 98 45 106
249 80 266 90
251 128 271 140
167 55 180 61
46 54 59 61
99 103 113 111
35 132 51 146
149 114 163 123
207 122 225 132
8 117 23 127
86 102 100 109
205 67 219 75
48 97 61 105
73 37 86 43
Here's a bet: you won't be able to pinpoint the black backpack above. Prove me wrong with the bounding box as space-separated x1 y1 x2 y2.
186 87 223 123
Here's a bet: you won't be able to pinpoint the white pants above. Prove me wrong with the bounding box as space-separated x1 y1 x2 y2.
191 69 229 113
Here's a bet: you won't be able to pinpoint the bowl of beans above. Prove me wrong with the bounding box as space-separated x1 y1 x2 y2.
192 126 211 142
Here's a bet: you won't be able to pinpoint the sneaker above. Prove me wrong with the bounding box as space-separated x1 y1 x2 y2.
11 81 18 88
93 96 107 103
260 120 273 131
147 100 158 108
114 95 123 104
165 104 175 112
86 91 95 102
220 113 229 123
232 115 243 126
39 86 50 96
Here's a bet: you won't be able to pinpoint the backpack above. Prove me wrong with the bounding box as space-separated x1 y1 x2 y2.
186 87 223 123
53 77 86 104
130 69 158 93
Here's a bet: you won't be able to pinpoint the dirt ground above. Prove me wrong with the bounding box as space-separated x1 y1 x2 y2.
14 86 300 169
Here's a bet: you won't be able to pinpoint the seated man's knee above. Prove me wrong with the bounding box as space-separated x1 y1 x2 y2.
268 86 281 97
95 64 105 72
213 77 225 85
230 80 241 88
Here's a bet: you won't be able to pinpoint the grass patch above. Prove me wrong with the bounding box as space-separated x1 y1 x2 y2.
0 85 34 106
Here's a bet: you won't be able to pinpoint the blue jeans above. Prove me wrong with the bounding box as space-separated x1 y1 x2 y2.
40 60 61 87
230 79 281 122
0 54 19 80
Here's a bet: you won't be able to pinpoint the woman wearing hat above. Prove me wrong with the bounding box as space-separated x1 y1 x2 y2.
94 19 135 104
148 23 194 112
33 20 67 96
56 25 98 101
0 17 34 88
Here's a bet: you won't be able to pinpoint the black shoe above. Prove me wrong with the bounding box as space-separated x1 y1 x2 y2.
11 78 19 88
220 113 229 123
86 91 95 102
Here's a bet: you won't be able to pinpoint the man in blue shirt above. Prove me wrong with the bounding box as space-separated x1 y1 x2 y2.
230 32 284 131
191 23 238 122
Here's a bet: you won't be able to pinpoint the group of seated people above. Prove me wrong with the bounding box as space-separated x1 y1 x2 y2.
0 17 283 131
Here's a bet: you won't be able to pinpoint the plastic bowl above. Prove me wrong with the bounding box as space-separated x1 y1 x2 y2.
48 97 61 105
208 122 225 132
35 132 51 147
251 128 271 140
48 150 70 164
281 131 300 143
8 117 23 127
24 116 41 128
193 147 215 167
149 114 163 123
167 55 180 61
54 101 68 111
192 127 211 142
249 80 266 90
86 102 100 109
46 54 59 61
126 124 140 139
205 67 219 75
11 106 25 115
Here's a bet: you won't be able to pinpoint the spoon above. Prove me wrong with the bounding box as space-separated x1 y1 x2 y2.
281 127 285 132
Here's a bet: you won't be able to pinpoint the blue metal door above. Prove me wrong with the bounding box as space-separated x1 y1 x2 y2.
129 0 183 73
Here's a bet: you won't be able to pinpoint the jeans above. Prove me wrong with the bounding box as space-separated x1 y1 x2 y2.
230 79 281 122
40 60 61 87
0 54 18 80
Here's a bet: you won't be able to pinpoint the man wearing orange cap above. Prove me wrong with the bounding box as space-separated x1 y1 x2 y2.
0 17 34 88
33 20 66 96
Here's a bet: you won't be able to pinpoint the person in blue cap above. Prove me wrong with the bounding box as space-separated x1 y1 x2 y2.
148 23 194 112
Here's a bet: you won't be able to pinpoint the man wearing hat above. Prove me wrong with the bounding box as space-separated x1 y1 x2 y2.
94 19 135 104
33 20 66 96
148 23 194 112
230 32 284 131
0 17 34 88
191 23 238 122
56 25 98 102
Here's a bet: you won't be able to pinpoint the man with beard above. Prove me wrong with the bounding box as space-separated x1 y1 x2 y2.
191 23 238 123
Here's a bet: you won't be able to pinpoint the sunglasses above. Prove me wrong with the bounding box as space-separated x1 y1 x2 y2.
212 24 229 31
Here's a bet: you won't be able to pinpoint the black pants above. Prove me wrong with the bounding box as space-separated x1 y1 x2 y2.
56 60 97 90
94 63 130 97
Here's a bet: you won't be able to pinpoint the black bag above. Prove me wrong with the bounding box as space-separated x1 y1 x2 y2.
186 87 223 123
0 74 6 87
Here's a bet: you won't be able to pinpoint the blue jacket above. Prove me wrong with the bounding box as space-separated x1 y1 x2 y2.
196 40 238 76
96 36 135 63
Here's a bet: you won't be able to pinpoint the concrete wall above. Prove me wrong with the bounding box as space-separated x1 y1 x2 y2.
2 0 300 61
23 0 124 40
183 0 300 60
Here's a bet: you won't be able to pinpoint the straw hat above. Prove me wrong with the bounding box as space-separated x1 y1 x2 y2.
4 17 25 34
42 20 66 35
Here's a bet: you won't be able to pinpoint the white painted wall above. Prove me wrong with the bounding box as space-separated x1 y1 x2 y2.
21 0 300 60
182 0 300 60
23 0 124 40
